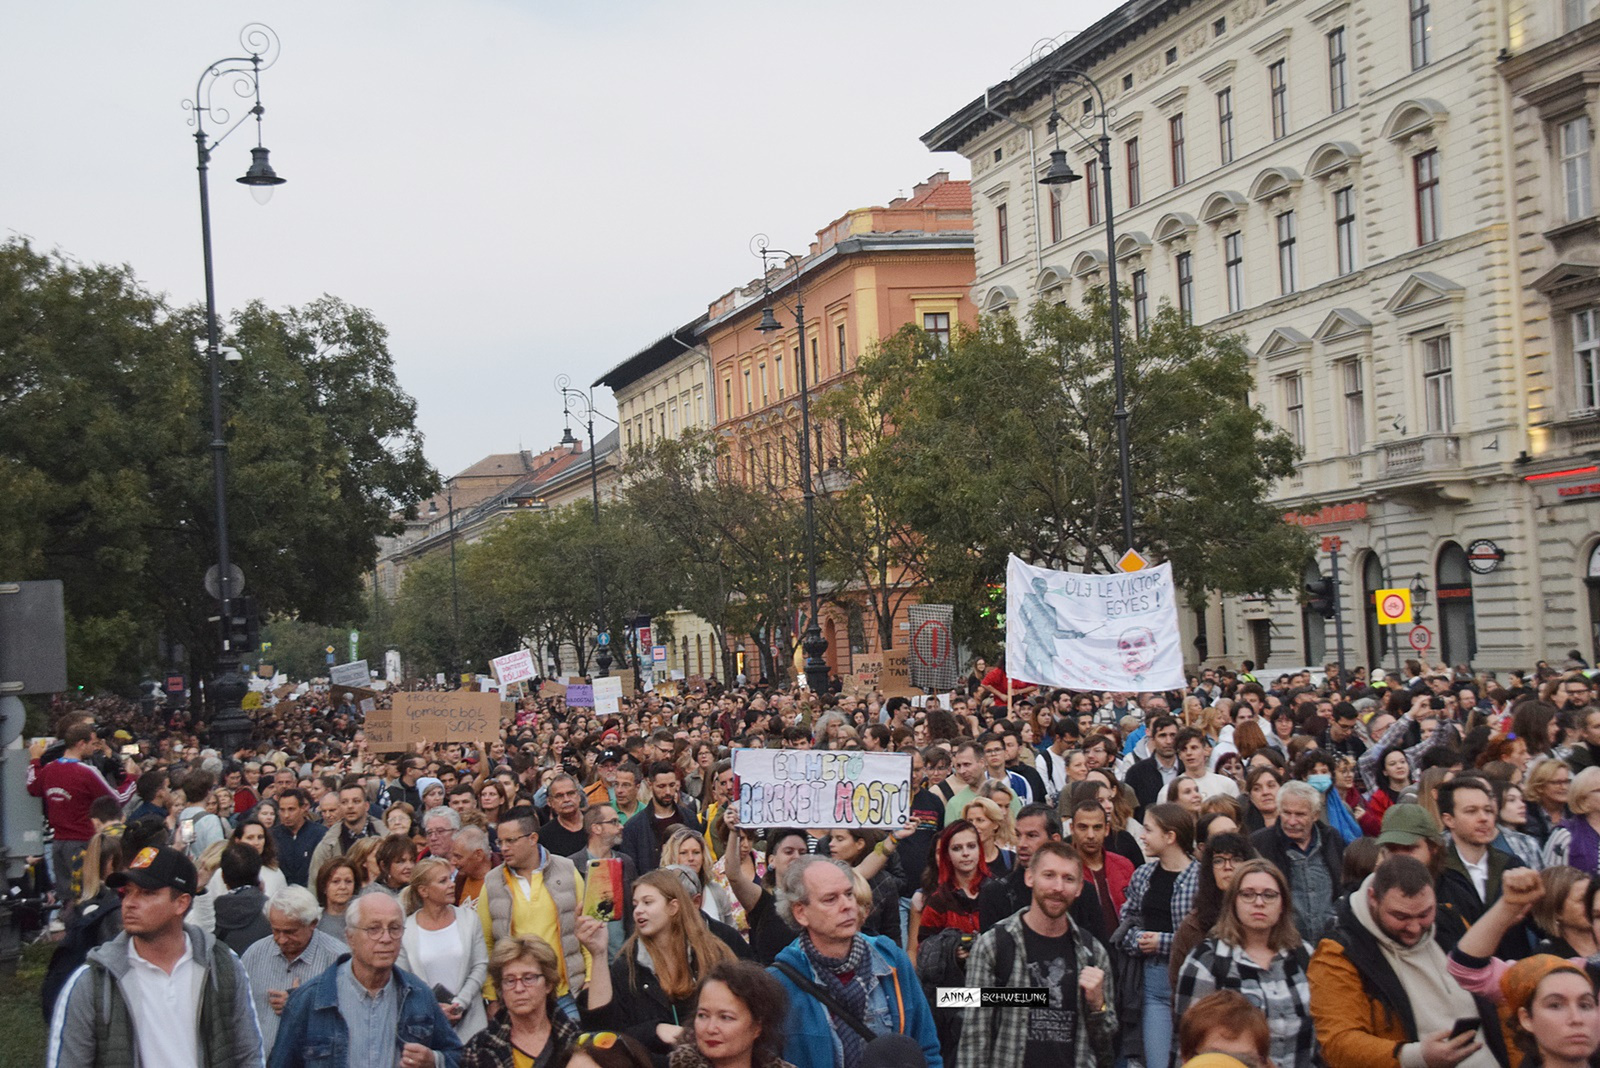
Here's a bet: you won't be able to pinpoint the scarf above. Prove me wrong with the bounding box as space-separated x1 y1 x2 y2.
801 931 872 1068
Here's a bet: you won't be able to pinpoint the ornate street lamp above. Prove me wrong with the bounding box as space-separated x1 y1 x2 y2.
557 375 616 677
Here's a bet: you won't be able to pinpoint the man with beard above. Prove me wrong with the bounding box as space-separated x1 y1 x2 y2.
956 843 1116 1068
1308 854 1507 1068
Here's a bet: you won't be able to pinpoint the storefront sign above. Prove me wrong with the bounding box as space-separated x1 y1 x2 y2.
1466 539 1504 574
1283 502 1369 528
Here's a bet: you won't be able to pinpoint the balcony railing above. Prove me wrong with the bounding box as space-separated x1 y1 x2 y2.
1378 433 1460 478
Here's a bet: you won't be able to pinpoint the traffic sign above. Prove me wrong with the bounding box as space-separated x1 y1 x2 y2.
1375 588 1413 626
652 644 668 664
1117 549 1148 573
1409 625 1433 652
597 632 611 647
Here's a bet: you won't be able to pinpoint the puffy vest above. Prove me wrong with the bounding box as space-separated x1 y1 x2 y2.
483 853 584 989
87 948 241 1068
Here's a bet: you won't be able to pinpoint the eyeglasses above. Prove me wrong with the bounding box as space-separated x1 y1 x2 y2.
499 833 530 847
577 1033 619 1050
1237 890 1282 905
596 817 622 826
499 973 548 990
352 924 405 940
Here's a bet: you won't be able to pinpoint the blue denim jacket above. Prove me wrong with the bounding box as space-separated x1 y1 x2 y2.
267 955 463 1068
770 935 943 1068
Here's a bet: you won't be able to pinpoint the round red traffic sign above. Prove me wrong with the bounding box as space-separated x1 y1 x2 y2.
1381 593 1407 620
1408 625 1432 652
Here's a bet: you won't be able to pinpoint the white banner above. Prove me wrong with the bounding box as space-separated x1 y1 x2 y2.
1004 555 1185 691
491 649 537 687
732 749 912 829
593 675 623 716
329 660 369 688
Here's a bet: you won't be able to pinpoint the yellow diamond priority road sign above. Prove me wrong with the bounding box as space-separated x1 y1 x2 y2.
1117 549 1148 573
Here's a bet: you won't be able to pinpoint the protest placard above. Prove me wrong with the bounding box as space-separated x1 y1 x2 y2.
539 679 568 699
392 691 502 746
364 702 404 750
732 749 912 829
1005 554 1184 691
491 648 537 687
330 660 370 688
593 676 623 716
613 668 636 698
908 604 958 692
567 684 595 707
880 648 916 697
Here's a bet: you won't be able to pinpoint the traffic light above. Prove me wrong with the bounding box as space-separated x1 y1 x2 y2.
227 596 260 653
1305 575 1337 620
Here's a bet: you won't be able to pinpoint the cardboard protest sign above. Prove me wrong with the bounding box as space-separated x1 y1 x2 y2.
732 750 912 829
329 660 369 688
390 691 502 747
1005 554 1184 691
363 702 405 750
492 649 537 687
613 668 636 698
501 701 518 724
567 684 595 708
539 679 568 699
880 648 916 698
593 676 623 716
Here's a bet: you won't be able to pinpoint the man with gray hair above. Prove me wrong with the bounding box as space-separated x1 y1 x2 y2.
421 806 463 870
1250 777 1344 940
448 826 493 909
241 885 343 1058
769 856 942 1068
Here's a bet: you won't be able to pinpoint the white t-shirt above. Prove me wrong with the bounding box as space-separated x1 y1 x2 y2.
124 937 203 1068
415 919 466 996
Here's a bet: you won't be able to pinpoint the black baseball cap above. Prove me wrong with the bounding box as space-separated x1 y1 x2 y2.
597 747 623 764
108 846 201 895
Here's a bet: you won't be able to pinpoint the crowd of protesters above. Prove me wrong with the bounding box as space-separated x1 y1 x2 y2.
26 650 1600 1068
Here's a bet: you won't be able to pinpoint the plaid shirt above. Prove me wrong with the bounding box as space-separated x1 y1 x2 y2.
1117 860 1200 959
955 910 1117 1068
1173 937 1319 1068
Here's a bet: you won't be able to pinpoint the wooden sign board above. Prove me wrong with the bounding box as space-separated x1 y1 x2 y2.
366 691 502 749
880 648 917 697
539 680 567 699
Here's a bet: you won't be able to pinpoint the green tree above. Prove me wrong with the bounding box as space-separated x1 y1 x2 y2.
0 238 437 693
853 294 1311 650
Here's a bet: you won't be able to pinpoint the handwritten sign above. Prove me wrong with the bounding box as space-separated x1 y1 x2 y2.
732 750 912 829
492 649 538 687
365 691 503 748
539 679 567 699
330 660 369 688
567 684 595 707
593 676 623 716
880 648 916 697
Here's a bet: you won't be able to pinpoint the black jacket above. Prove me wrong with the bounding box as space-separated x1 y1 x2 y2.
213 886 273 955
619 803 699 875
1125 755 1175 816
1435 843 1535 960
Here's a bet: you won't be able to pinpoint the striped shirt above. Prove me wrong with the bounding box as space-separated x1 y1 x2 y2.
240 928 343 1057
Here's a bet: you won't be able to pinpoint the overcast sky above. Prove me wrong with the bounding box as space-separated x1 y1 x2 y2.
6 1 1120 476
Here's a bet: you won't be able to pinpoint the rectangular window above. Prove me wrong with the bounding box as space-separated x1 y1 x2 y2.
1127 138 1142 206
1341 359 1366 452
1576 309 1600 411
923 312 951 349
1283 373 1306 449
775 353 785 397
1410 0 1432 69
1277 211 1299 295
1049 186 1063 243
811 338 820 384
1217 88 1235 165
996 203 1010 265
1270 60 1289 140
742 368 752 410
1132 270 1149 336
1224 231 1244 312
1423 335 1455 431
758 363 768 405
1415 149 1442 245
1085 158 1101 225
836 322 848 373
1335 186 1358 275
1328 27 1350 112
1169 114 1187 186
1176 252 1195 322
723 379 732 419
1562 116 1594 221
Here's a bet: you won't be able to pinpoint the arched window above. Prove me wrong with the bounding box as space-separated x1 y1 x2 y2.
1302 559 1328 666
1436 542 1477 667
1362 552 1389 670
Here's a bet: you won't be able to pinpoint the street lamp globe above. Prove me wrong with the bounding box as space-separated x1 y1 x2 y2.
237 146 286 205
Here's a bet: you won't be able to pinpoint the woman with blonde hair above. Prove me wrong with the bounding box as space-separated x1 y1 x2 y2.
1416 765 1456 832
962 795 1015 874
398 856 489 1040
662 825 741 930
346 834 384 886
576 868 735 1058
1545 766 1600 874
1525 758 1574 844
459 935 579 1068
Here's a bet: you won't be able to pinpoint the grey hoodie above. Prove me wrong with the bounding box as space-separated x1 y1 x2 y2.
46 922 265 1068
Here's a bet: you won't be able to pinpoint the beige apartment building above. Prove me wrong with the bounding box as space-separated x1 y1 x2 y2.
925 0 1600 673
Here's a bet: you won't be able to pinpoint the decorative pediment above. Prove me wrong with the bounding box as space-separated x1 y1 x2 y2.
1382 99 1448 142
1201 60 1236 86
1115 232 1152 260
1153 212 1199 244
1072 250 1107 278
1383 271 1465 314
1532 262 1600 296
1249 167 1303 202
1314 308 1374 343
981 285 1018 312
1153 86 1189 115
1256 327 1313 361
1037 267 1070 292
1200 190 1249 225
1306 141 1363 180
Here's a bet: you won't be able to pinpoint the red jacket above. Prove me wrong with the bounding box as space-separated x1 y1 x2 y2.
27 757 134 840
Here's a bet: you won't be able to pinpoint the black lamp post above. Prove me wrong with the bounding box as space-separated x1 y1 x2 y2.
426 488 461 683
558 375 616 677
1037 67 1136 557
186 24 286 755
753 238 829 695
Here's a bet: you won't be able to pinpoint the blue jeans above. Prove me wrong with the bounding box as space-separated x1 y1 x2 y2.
1143 957 1173 1068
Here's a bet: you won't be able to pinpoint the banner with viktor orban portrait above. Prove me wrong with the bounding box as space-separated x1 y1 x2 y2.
1004 554 1185 692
